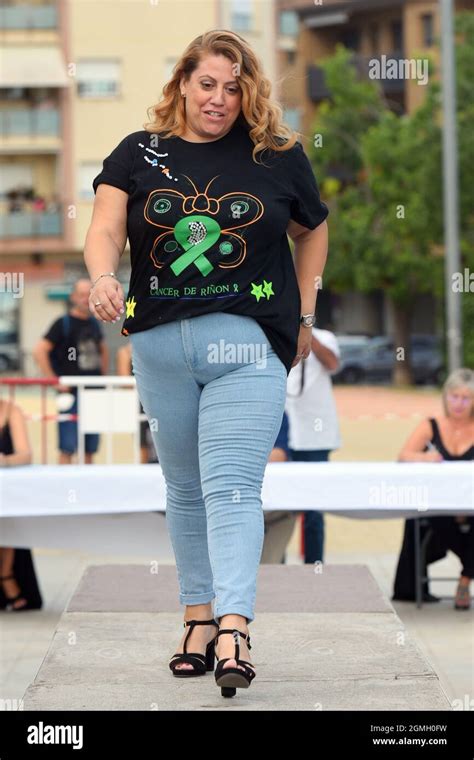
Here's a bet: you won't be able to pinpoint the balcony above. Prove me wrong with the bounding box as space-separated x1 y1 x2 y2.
0 108 60 137
0 209 62 239
308 51 406 101
0 3 57 30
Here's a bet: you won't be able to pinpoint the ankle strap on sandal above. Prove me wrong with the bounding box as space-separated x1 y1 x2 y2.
215 628 251 650
181 618 219 655
183 618 218 628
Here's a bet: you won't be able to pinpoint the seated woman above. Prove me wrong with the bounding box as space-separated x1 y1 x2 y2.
393 368 474 610
0 397 42 611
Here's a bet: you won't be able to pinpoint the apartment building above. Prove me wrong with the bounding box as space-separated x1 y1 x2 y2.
275 0 472 334
0 0 277 373
1 0 471 370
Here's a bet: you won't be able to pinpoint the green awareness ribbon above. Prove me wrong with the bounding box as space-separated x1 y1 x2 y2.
171 215 221 277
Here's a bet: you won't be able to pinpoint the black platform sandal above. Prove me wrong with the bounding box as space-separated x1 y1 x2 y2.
0 574 29 611
214 628 256 697
169 618 219 677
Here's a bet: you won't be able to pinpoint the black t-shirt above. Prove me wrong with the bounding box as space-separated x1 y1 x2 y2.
92 118 328 374
44 315 103 377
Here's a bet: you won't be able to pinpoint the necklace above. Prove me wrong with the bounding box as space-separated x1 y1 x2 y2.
451 425 468 435
448 422 470 435
444 421 473 448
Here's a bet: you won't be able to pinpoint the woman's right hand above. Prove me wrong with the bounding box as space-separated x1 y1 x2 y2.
89 277 125 323
424 450 444 462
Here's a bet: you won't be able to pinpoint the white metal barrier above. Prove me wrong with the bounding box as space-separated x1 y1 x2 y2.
59 375 145 464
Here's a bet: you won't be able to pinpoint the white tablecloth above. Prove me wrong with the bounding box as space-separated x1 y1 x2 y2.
1 461 472 518
1 462 471 554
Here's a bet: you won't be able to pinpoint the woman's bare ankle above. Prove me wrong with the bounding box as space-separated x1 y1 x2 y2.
183 602 214 622
217 614 249 633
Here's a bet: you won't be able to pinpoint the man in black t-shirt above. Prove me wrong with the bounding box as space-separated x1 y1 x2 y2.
33 279 108 464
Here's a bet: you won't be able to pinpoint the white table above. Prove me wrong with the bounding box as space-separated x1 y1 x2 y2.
1 460 471 544
1 461 472 608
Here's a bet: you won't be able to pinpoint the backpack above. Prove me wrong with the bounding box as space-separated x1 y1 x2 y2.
49 314 102 376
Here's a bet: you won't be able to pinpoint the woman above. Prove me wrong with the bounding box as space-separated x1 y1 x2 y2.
84 30 329 697
0 398 43 611
395 368 474 609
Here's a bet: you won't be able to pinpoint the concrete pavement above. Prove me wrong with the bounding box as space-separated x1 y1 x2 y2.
20 564 452 710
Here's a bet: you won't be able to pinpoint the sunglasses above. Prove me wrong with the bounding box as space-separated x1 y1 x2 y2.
446 393 473 405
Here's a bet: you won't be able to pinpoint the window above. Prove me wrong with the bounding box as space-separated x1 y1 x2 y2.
0 3 57 30
1 87 26 100
342 28 360 51
369 23 379 54
391 20 403 53
421 14 434 47
283 107 300 131
76 60 121 98
280 11 299 37
0 164 33 199
79 163 102 200
231 0 252 32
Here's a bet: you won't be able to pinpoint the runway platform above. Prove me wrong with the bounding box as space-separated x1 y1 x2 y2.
22 564 451 710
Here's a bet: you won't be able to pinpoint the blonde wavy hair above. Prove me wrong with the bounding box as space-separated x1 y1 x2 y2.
143 29 299 163
442 368 474 418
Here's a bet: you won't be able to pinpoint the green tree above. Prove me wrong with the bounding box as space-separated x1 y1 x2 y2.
309 14 474 384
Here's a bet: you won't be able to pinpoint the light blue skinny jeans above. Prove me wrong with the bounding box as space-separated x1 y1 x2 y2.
130 312 288 623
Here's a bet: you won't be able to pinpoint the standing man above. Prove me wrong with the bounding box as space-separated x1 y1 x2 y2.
33 279 108 464
285 326 341 563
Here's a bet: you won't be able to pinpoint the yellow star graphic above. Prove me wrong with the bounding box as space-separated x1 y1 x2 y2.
126 296 137 318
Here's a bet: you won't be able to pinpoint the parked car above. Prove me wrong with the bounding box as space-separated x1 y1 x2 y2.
332 334 371 384
364 334 444 384
332 334 444 385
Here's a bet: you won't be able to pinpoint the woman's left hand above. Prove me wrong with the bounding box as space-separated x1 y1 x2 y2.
291 326 312 368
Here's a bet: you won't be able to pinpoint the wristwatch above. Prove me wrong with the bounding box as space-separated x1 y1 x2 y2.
300 313 316 327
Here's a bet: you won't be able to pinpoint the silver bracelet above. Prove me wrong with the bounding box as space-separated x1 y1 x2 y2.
90 272 117 290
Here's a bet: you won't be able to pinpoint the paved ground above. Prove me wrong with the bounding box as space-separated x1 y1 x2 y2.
0 383 444 465
0 385 472 710
21 566 451 711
